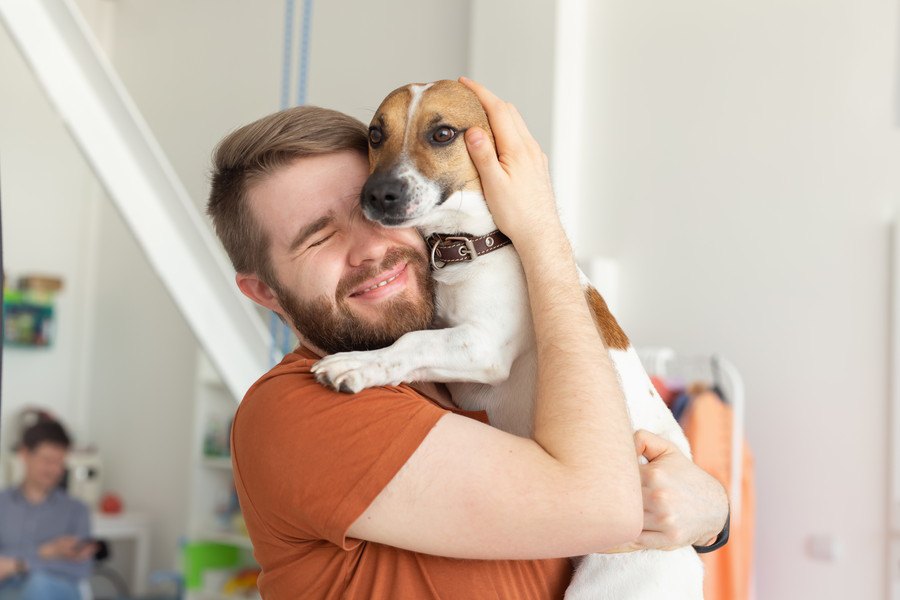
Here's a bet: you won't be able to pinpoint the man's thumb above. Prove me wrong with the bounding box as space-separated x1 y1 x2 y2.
634 429 675 462
465 127 502 183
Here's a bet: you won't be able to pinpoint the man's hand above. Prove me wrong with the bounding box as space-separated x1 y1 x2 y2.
38 536 97 562
0 557 19 582
459 77 560 246
607 430 729 553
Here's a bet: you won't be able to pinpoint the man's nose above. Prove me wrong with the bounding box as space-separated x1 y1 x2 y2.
346 219 393 267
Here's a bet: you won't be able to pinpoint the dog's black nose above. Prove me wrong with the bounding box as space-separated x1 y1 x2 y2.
362 172 407 218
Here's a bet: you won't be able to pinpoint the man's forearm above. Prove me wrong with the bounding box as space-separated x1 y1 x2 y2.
459 77 642 546
519 227 641 526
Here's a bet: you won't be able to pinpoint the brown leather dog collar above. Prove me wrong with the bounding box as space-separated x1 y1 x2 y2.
426 230 513 270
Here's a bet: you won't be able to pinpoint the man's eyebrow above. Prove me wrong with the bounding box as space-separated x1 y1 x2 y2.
289 213 335 252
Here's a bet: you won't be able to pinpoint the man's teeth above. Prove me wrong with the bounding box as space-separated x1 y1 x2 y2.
361 273 400 293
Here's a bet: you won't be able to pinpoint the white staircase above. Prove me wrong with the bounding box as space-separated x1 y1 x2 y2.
0 0 272 400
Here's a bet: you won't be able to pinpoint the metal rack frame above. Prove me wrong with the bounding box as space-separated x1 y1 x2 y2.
637 347 746 523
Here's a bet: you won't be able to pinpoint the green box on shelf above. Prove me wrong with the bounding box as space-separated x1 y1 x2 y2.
3 289 55 347
183 541 241 590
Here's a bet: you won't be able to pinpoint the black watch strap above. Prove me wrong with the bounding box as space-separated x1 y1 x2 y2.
693 509 730 554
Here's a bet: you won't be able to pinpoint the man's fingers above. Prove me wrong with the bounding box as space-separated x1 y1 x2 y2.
601 540 641 554
639 506 671 535
459 76 503 112
634 429 677 462
459 77 525 155
465 127 505 190
632 530 680 552
506 103 539 148
56 536 79 551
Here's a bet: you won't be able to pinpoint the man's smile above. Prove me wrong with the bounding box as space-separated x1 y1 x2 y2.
348 262 410 301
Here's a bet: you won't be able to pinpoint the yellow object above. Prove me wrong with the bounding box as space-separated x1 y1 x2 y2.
222 568 260 594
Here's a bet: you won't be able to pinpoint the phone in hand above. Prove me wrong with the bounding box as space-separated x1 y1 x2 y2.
74 538 97 551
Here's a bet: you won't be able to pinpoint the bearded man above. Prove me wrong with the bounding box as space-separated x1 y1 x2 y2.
206 79 728 599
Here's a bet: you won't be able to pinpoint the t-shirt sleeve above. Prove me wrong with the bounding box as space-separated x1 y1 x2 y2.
232 373 446 550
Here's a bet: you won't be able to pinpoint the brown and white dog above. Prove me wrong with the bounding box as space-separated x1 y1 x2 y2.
312 80 704 599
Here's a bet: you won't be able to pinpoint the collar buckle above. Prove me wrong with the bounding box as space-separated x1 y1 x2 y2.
426 231 511 270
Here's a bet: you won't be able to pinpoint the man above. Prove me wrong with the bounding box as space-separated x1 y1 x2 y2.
207 78 728 598
0 419 97 600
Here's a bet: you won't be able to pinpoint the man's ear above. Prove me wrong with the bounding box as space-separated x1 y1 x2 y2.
236 273 281 313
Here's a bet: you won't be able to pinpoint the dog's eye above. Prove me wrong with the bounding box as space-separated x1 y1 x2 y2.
368 127 383 146
432 127 455 144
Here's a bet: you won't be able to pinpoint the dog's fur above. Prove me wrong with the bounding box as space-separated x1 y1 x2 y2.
312 80 704 599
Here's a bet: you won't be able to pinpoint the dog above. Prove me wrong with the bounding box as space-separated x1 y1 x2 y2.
311 80 705 599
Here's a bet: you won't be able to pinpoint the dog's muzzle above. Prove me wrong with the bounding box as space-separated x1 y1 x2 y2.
361 171 410 226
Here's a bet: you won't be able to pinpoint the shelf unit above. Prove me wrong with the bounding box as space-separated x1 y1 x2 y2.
186 352 259 600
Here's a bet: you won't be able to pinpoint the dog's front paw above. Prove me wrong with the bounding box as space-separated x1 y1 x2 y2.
310 351 401 394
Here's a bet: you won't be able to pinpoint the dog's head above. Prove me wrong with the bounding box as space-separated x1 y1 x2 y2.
361 80 494 227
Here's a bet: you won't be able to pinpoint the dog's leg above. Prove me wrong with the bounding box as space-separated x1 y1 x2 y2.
311 322 522 393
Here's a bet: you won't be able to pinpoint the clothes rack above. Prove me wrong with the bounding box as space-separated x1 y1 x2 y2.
636 347 746 524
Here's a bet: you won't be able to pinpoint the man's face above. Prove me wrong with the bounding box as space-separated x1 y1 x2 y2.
247 151 433 355
20 443 67 493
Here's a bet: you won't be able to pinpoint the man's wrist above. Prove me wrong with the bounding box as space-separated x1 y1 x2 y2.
692 509 730 554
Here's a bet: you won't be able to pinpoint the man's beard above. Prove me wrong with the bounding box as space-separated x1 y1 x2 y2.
272 245 434 355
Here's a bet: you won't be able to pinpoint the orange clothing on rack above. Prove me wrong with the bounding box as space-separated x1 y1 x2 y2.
680 389 754 600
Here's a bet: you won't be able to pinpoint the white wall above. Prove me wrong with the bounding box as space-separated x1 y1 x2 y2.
0 3 97 463
100 0 285 213
568 1 899 598
306 0 472 124
468 0 556 153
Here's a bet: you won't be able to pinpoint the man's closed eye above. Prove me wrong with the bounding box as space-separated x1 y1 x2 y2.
309 233 335 249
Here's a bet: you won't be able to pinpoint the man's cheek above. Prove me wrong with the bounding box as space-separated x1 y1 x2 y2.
405 234 427 252
299 269 340 299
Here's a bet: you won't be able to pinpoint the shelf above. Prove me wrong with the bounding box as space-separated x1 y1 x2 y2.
201 456 232 470
196 530 254 551
189 351 256 600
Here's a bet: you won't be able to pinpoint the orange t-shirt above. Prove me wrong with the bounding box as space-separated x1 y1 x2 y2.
231 347 572 599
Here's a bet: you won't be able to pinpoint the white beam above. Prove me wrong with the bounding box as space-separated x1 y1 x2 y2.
551 0 587 254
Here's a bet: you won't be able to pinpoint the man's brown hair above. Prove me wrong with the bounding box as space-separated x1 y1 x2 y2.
21 419 71 452
207 106 368 287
